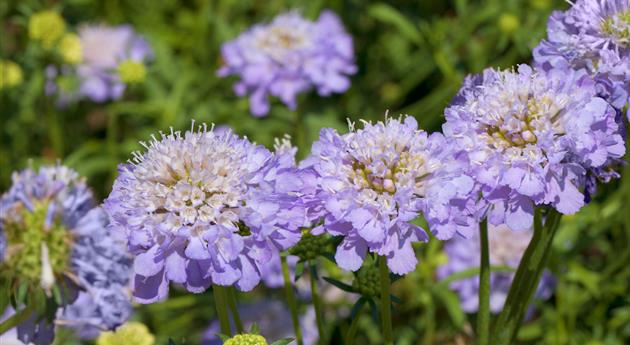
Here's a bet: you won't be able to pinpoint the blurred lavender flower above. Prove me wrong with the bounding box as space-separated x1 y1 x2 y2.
300 116 478 275
218 10 357 116
104 124 311 303
47 24 152 104
437 225 554 313
202 300 318 345
0 165 132 345
443 65 625 231
533 0 630 116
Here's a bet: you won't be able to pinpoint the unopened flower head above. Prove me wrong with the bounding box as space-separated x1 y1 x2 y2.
438 224 554 313
96 322 155 345
28 10 66 48
534 0 630 112
301 116 477 275
0 165 132 344
218 10 357 116
224 334 267 345
105 123 309 303
59 33 83 65
47 24 152 105
443 65 625 231
0 60 23 90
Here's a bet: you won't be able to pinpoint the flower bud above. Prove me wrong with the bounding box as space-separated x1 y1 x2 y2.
28 10 66 48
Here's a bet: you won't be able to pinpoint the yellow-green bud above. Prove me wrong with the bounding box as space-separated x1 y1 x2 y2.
59 33 83 64
97 322 155 345
117 60 147 84
529 0 551 10
224 334 268 345
28 10 66 49
352 265 380 298
0 60 23 90
498 14 520 34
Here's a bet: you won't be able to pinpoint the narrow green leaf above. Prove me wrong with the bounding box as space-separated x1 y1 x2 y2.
270 338 294 345
323 277 355 293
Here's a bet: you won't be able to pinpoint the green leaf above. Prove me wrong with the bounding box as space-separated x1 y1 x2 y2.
350 297 368 319
368 3 423 45
323 277 355 293
432 287 465 328
270 338 294 345
294 261 305 282
436 265 515 288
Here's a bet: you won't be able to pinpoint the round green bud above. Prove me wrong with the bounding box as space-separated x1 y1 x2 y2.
498 14 520 34
224 334 268 345
0 60 23 90
28 10 66 49
59 33 83 65
97 322 155 345
117 60 147 84
289 231 332 261
352 265 380 298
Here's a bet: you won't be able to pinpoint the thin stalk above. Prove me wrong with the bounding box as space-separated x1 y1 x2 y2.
345 303 365 345
212 284 231 337
0 305 34 335
309 260 325 343
281 254 303 345
493 208 562 344
477 218 490 345
378 255 393 345
227 287 244 334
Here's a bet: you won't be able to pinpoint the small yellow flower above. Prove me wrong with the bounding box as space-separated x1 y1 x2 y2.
498 14 520 34
0 60 23 90
28 10 66 49
117 60 147 84
59 33 83 64
224 334 268 345
97 322 155 345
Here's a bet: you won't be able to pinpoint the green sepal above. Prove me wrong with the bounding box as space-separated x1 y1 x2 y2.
323 277 355 293
250 323 260 335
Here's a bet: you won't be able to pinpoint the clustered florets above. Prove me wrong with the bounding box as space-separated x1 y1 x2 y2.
218 11 357 116
105 124 310 302
443 64 625 231
301 116 478 275
0 166 132 344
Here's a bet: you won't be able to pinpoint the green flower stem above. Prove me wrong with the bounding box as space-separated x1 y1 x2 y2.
493 208 562 344
477 218 490 345
309 260 325 344
227 287 244 334
281 254 303 345
345 303 365 345
378 255 393 345
0 304 34 335
212 284 232 337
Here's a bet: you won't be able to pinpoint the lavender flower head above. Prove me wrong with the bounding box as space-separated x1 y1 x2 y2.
218 10 357 116
47 24 152 105
301 116 477 275
443 65 625 231
438 224 554 313
0 165 132 345
104 124 309 303
533 0 630 113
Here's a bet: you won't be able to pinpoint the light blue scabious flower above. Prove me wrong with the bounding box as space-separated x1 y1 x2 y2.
0 165 132 345
301 116 478 275
443 64 625 231
46 24 152 105
104 124 309 303
437 224 554 313
218 10 357 117
533 0 630 116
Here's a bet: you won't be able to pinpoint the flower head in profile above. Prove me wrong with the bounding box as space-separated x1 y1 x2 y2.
0 165 132 345
443 65 625 231
47 24 152 105
218 10 357 116
104 124 309 303
301 116 478 275
438 224 554 313
533 0 630 113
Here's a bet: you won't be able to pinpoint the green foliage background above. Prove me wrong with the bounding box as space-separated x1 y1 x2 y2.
1 0 629 344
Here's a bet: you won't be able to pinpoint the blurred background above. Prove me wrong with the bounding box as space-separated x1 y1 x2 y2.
2 0 630 344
